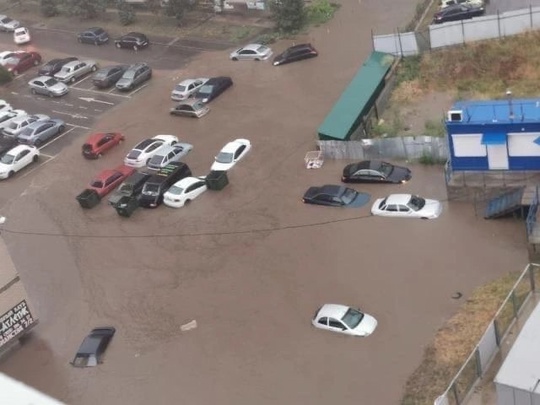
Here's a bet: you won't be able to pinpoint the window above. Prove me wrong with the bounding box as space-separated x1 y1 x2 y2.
317 317 328 326
385 204 399 212
328 319 345 329
235 145 245 158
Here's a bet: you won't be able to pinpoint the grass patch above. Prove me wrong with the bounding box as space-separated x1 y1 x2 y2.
306 0 340 26
229 25 255 42
424 119 445 137
402 271 524 405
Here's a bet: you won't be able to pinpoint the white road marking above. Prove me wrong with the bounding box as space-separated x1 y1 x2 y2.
38 126 77 150
79 97 115 106
70 86 130 99
52 110 88 119
19 154 58 179
10 91 18 95
39 153 54 158
72 75 92 86
66 123 90 130
128 84 149 96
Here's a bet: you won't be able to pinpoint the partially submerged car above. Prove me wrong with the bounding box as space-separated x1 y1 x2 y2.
71 327 116 368
170 99 210 118
13 27 31 45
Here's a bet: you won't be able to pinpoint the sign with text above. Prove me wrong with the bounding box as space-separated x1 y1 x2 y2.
0 300 34 347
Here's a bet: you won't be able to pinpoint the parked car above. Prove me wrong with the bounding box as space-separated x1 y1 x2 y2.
17 118 65 146
82 132 125 159
71 327 116 368
88 165 135 198
302 185 363 207
115 62 151 91
211 138 251 171
114 32 149 50
0 99 11 113
341 160 412 184
0 144 39 179
92 65 129 88
193 76 233 104
0 50 23 66
4 51 41 75
312 304 378 337
0 109 27 130
77 27 109 45
432 3 485 23
54 59 98 83
0 135 18 157
147 143 193 171
13 27 30 45
163 176 207 208
3 114 49 137
272 43 318 66
230 43 273 61
108 171 151 206
124 135 178 168
371 193 443 219
440 0 484 9
0 15 20 32
28 76 69 97
170 99 210 118
171 78 209 101
139 162 192 208
38 57 78 76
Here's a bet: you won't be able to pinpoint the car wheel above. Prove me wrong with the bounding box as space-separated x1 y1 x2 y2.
254 58 260 61
32 155 38 163
116 42 121 48
33 59 39 66
13 70 18 76
7 171 14 178
70 77 76 83
94 40 98 45
78 37 82 43
58 125 65 133
133 45 138 51
48 91 54 98
421 217 429 220
231 57 238 61
31 88 36 95
184 199 191 206
91 65 97 72
97 153 103 159
34 139 42 147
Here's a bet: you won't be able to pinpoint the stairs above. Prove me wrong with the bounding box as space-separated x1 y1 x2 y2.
484 187 526 219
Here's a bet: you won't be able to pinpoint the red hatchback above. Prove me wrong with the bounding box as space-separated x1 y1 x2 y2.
4 51 42 75
88 165 135 197
82 132 125 159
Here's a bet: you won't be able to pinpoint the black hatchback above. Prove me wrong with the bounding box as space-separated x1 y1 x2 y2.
114 32 149 51
432 3 485 24
341 160 412 184
38 57 77 76
273 43 319 66
92 64 129 89
77 27 109 45
193 76 233 104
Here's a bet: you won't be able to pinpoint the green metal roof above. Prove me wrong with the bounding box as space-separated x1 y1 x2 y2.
318 51 395 140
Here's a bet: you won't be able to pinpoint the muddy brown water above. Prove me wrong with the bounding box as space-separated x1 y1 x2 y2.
0 0 530 404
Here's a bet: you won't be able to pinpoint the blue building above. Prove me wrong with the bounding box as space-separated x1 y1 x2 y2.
446 98 540 171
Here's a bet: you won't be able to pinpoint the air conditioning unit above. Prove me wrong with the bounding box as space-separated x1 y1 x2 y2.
447 110 463 122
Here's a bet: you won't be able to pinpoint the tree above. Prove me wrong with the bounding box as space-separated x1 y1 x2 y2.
61 0 107 19
165 0 193 24
145 0 162 15
269 0 306 33
117 0 136 25
41 0 59 17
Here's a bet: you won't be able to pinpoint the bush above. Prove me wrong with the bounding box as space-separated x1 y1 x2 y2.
117 1 136 25
269 0 306 34
306 0 339 26
0 66 13 85
41 0 59 17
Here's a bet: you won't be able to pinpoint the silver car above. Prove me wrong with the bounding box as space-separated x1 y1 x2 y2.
146 143 193 171
2 114 49 137
230 43 273 61
28 76 69 97
17 119 65 146
0 15 20 32
0 109 26 130
170 99 210 118
54 59 98 83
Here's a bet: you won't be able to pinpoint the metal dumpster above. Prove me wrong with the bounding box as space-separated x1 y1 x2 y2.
115 196 139 217
205 170 229 191
76 189 101 209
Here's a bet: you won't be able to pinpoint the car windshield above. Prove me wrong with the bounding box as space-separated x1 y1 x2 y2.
167 185 184 195
15 30 25 37
127 150 141 159
216 151 233 163
19 127 32 136
175 84 186 92
94 28 105 35
7 122 17 129
91 180 104 188
341 308 364 329
119 183 133 194
198 84 213 94
93 71 107 79
256 45 269 53
408 196 426 211
2 17 12 23
60 66 70 74
340 188 358 205
0 114 13 123
123 70 136 79
44 78 58 86
0 153 15 164
149 155 164 165
143 184 160 195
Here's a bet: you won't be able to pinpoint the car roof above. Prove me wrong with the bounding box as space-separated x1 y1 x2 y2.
127 62 148 70
62 60 82 68
221 140 244 153
153 144 177 155
24 120 50 130
77 327 115 355
318 184 344 195
86 132 116 143
6 144 33 155
126 31 145 37
178 98 203 107
384 194 413 205
317 304 349 319
172 176 200 188
178 79 198 86
133 138 158 150
287 43 313 51
207 76 231 83
32 75 55 82
241 43 264 51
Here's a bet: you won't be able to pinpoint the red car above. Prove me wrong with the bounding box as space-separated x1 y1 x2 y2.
4 51 42 75
88 165 135 197
82 132 125 159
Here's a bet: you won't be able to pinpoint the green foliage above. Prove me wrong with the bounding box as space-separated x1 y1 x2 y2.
418 154 445 165
62 0 107 19
254 31 279 45
424 119 446 137
306 0 339 26
165 0 193 22
230 26 253 42
371 112 403 137
269 0 306 34
0 66 12 85
117 0 136 25
145 0 162 14
396 55 421 84
41 0 60 17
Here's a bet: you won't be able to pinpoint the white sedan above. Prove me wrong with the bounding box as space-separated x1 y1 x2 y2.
211 138 251 171
371 193 442 219
312 304 378 337
171 78 209 101
13 27 30 45
163 176 207 208
0 144 39 179
123 134 178 168
0 99 11 113
0 50 23 66
0 109 27 130
230 43 273 61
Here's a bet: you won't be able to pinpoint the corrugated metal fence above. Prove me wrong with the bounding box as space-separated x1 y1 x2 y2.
373 5 540 56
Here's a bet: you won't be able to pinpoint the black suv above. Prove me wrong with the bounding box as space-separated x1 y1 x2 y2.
115 63 152 91
77 27 109 45
273 43 319 66
114 32 149 51
139 162 192 208
92 65 129 89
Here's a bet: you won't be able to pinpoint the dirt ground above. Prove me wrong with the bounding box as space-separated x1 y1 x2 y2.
0 1 531 405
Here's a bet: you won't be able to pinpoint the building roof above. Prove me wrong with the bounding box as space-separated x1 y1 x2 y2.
494 302 540 392
317 51 395 141
1 373 66 405
449 98 540 125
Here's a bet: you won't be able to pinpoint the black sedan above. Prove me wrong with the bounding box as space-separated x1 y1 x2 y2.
92 64 129 88
432 4 485 24
273 43 318 66
38 57 77 76
341 160 412 184
114 32 149 50
193 76 233 104
303 185 368 207
71 327 116 368
77 27 109 45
